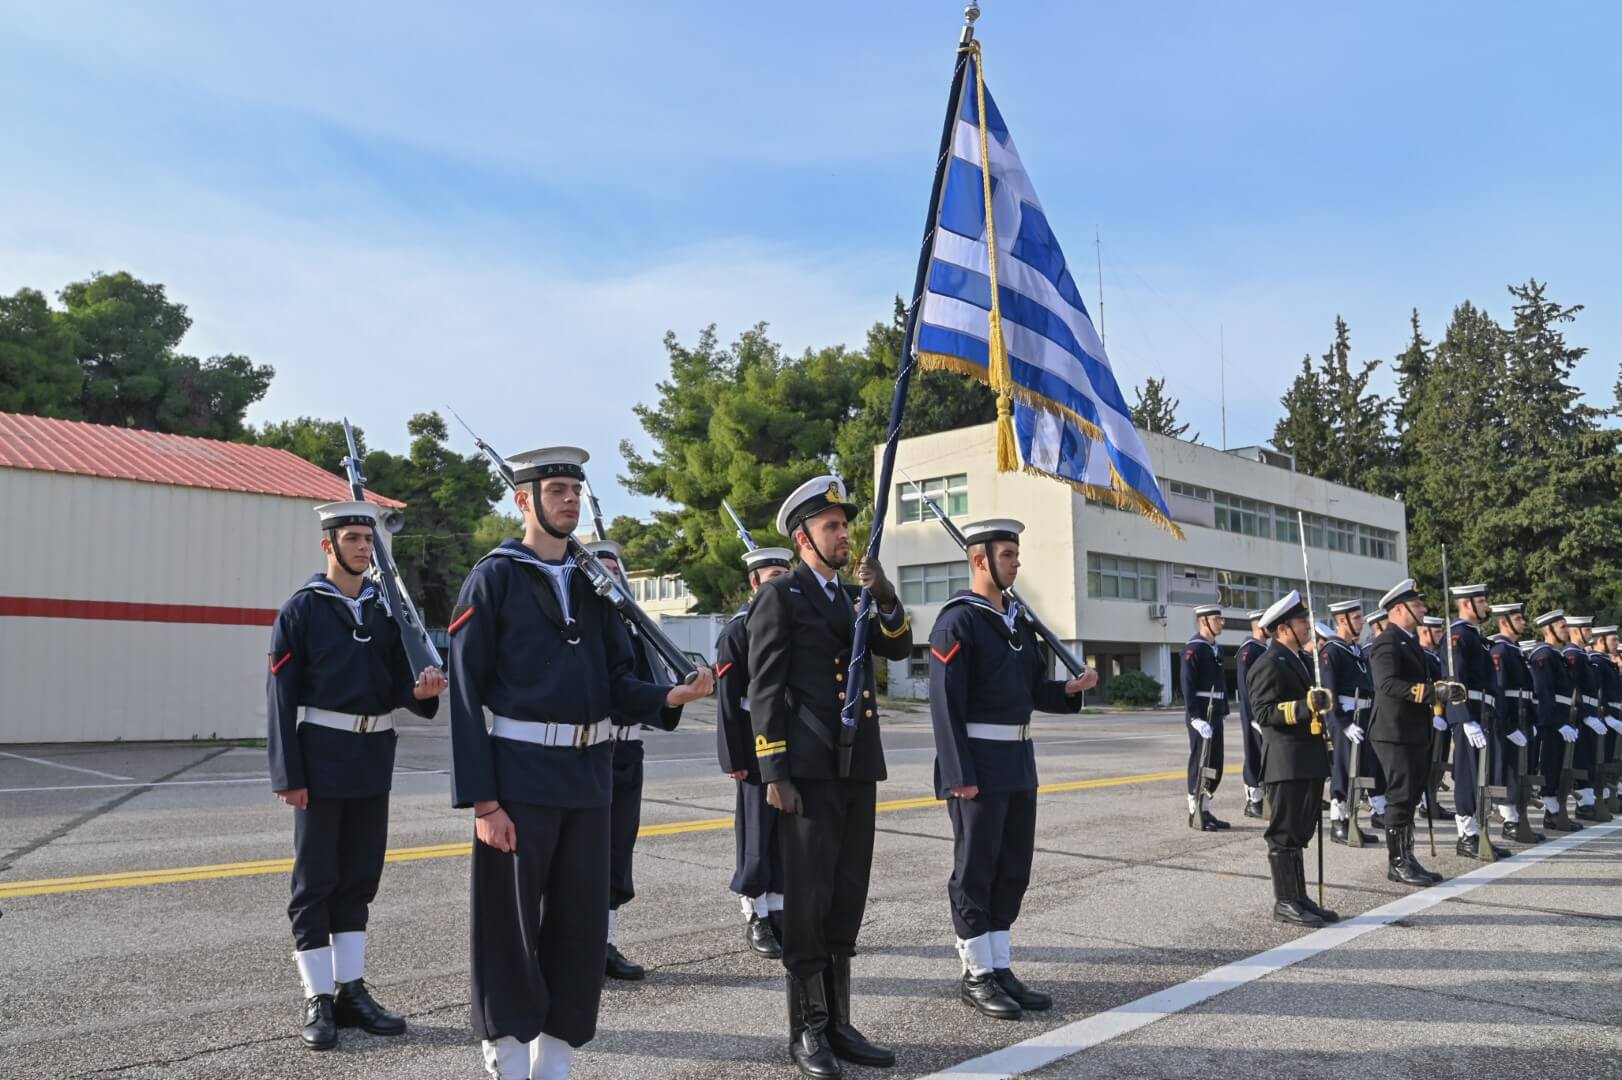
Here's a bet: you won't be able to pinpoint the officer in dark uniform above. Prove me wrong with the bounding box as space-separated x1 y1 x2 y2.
716 546 794 959
1366 579 1465 887
1235 609 1269 820
1320 600 1382 843
1564 616 1611 821
1182 604 1229 830
269 501 446 1050
748 474 913 1079
582 539 682 981
447 448 713 1080
1244 591 1337 927
928 519 1096 1020
1591 627 1622 813
1528 610 1583 833
1488 602 1542 843
1444 585 1512 858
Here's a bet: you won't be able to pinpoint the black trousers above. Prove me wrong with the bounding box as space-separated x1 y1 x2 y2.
1263 777 1323 853
730 778 783 899
1540 727 1574 799
1241 718 1264 791
609 739 644 910
1185 718 1224 796
1330 717 1388 803
289 793 390 951
778 778 875 979
1371 739 1428 830
470 800 610 1048
947 788 1037 939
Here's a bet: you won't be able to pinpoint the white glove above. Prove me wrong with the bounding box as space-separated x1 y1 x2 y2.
1584 716 1607 735
1432 714 1448 732
1191 719 1213 739
1507 729 1528 748
1463 721 1487 749
1346 724 1366 745
1607 716 1622 734
1559 724 1579 743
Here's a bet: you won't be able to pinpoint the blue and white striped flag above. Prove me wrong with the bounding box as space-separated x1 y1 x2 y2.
914 48 1181 537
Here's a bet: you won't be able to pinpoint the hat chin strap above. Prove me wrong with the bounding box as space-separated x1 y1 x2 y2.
796 518 846 573
531 482 574 540
327 530 370 578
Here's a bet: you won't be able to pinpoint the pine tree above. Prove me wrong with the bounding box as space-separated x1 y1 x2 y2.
1272 355 1331 474
1272 317 1391 487
1130 376 1194 439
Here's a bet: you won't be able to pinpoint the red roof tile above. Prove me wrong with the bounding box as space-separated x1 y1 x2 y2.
0 412 404 507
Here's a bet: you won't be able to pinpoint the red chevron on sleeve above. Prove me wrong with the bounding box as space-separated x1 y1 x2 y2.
715 661 734 678
448 606 476 633
270 652 293 674
931 642 962 664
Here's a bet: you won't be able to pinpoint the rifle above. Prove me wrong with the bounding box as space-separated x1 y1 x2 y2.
1423 546 1457 857
1296 512 1332 909
581 479 609 544
1475 691 1503 862
900 469 1088 677
722 500 759 553
339 419 442 679
446 407 699 685
1508 675 1540 844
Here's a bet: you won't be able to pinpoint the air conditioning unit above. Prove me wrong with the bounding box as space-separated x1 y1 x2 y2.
1147 603 1168 620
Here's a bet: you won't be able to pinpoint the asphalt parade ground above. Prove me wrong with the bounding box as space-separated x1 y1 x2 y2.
2 706 1619 1080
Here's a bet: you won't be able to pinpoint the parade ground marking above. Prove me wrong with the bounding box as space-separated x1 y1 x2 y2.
0 767 1187 899
914 821 1622 1080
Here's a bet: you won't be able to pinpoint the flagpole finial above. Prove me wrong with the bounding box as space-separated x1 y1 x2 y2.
961 3 980 43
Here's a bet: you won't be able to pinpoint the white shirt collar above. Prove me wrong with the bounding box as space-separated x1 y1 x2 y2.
809 566 840 594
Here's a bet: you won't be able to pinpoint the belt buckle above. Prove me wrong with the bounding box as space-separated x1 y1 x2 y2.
1019 722 1030 741
353 714 373 733
576 722 592 749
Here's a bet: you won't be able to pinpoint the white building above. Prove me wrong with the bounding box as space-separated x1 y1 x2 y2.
0 412 402 743
879 423 1407 703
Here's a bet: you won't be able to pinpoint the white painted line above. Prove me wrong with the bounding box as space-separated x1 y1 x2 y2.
916 821 1622 1080
0 750 132 780
0 769 450 794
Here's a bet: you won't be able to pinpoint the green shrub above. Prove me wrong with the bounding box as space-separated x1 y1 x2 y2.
1107 669 1163 707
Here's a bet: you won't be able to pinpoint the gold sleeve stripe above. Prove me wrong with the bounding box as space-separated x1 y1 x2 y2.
877 611 912 639
1410 684 1426 703
753 734 788 757
1281 700 1298 726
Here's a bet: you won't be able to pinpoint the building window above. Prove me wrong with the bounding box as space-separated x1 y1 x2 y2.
1301 513 1324 548
1087 554 1159 600
1214 492 1271 539
1325 517 1356 554
899 561 971 605
1167 479 1212 501
1218 571 1268 610
1273 506 1301 544
908 646 931 680
1358 525 1397 561
898 473 969 523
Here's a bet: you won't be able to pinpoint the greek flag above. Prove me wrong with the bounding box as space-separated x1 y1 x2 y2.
914 49 1180 536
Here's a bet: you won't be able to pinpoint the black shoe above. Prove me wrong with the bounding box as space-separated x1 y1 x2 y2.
747 914 783 959
787 974 842 1079
994 967 1051 1011
1386 830 1432 887
960 971 1022 1020
1268 851 1323 927
301 994 337 1051
1189 809 1214 831
823 956 895 1067
1543 809 1582 832
1396 826 1443 884
1290 849 1339 923
1243 799 1266 819
333 979 406 1036
605 944 645 981
1330 819 1350 845
1575 804 1603 822
1202 810 1231 830
1369 812 1386 830
1505 820 1546 844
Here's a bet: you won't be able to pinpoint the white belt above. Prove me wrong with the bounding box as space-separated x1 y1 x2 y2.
1555 695 1573 705
1508 689 1531 700
1338 696 1358 713
740 696 751 712
965 722 1031 742
1583 695 1599 706
612 724 643 743
491 714 613 748
1196 691 1226 701
298 707 393 734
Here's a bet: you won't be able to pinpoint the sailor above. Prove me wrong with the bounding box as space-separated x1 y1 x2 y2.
1243 590 1338 926
268 501 446 1050
1182 605 1230 830
748 475 913 1078
1445 585 1510 858
1564 616 1612 821
581 539 683 981
1526 610 1582 832
1488 602 1542 843
1366 608 1389 636
1320 599 1384 843
447 447 713 1080
715 546 795 958
1591 627 1622 813
1235 610 1269 819
928 519 1096 1020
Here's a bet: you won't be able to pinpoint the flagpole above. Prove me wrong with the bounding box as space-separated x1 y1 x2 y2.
835 6 977 775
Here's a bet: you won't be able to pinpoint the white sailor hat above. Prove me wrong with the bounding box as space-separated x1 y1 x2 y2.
743 546 793 572
1488 602 1523 617
1313 621 1334 640
1193 604 1223 618
583 539 625 563
1566 615 1593 628
1422 615 1445 628
315 501 379 530
776 475 859 537
1379 578 1423 609
1534 609 1565 629
1450 583 1488 599
1260 590 1306 631
1595 625 1618 636
1367 608 1389 624
509 446 589 485
1246 608 1266 622
1327 599 1363 616
962 518 1025 546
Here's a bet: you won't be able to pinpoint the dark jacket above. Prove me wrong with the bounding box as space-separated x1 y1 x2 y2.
1245 639 1329 783
1367 624 1438 746
714 607 759 779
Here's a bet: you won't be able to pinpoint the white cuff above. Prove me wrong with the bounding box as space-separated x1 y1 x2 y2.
332 931 365 984
295 946 335 998
957 933 994 976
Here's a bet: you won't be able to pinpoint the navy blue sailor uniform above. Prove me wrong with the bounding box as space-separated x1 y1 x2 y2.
268 575 439 954
1447 620 1496 826
716 605 784 908
448 540 678 1050
1235 635 1268 803
1490 634 1534 819
1563 643 1600 802
1181 636 1228 802
929 592 1082 943
1528 641 1575 819
607 606 678 916
1591 649 1621 802
1321 637 1384 814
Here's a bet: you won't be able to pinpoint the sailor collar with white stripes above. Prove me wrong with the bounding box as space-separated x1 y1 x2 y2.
481 542 579 623
299 576 379 637
1324 637 1362 658
942 591 1022 638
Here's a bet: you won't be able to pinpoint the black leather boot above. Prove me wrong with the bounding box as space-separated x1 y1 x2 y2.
1455 834 1512 861
1386 826 1436 885
1405 826 1444 883
994 967 1051 1011
1291 849 1339 923
747 914 783 958
960 970 1022 1020
301 993 337 1051
1269 850 1323 926
1506 818 1545 844
605 943 645 981
333 979 406 1035
1544 804 1583 832
1369 811 1386 830
787 974 842 1079
823 955 895 1067
1201 809 1231 830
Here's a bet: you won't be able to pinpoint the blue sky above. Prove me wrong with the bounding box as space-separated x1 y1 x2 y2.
4 2 1618 519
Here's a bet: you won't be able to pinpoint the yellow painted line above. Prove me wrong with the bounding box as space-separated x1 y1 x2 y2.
0 767 1189 900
